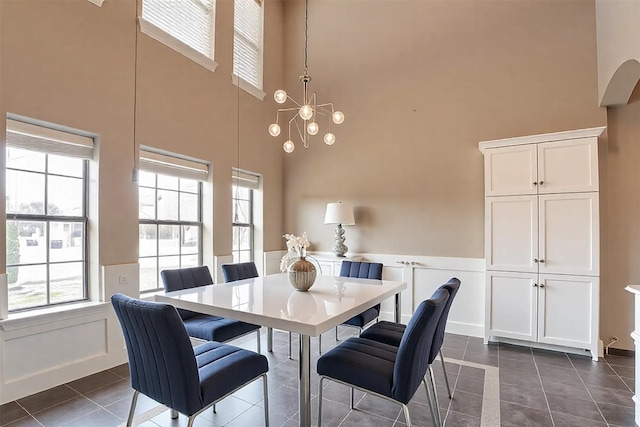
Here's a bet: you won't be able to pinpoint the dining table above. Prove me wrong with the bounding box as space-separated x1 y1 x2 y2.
155 272 406 427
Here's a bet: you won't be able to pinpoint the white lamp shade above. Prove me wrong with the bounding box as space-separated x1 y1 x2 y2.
324 202 355 225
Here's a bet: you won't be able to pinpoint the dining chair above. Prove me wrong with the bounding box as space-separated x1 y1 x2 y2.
161 266 262 352
317 288 449 427
221 261 294 358
319 261 383 353
110 293 269 427
361 277 461 408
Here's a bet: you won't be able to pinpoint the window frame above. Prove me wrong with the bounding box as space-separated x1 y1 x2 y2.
5 151 90 313
139 0 218 72
138 172 204 293
232 0 266 100
232 184 254 263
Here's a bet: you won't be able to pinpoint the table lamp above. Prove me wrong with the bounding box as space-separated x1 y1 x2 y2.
324 201 355 257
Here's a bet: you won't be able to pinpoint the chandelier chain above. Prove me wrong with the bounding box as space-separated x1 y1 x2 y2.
303 0 309 75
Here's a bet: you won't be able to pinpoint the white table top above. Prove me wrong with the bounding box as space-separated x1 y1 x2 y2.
155 273 406 336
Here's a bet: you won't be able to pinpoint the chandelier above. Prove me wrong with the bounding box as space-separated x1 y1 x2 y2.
268 0 344 153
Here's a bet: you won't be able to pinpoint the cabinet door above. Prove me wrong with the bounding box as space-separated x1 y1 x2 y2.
485 271 537 342
484 145 538 196
539 193 599 275
537 137 598 194
485 196 538 272
537 274 598 350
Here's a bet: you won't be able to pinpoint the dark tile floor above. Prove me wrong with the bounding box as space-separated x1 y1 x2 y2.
0 330 636 427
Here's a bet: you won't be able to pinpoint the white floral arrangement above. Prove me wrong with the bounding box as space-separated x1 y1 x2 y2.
280 232 311 272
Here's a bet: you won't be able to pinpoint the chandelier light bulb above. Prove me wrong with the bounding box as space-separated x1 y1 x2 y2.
268 123 281 137
332 111 345 124
324 133 336 145
299 104 313 120
307 122 319 135
274 90 287 104
283 140 295 153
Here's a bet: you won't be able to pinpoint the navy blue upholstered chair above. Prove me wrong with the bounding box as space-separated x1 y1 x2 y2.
317 288 449 427
319 261 384 353
161 266 261 352
221 261 259 283
361 277 461 411
111 293 269 427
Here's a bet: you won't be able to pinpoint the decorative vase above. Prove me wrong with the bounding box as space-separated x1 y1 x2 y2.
287 256 317 291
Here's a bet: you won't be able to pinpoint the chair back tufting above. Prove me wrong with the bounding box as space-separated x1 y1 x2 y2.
392 288 449 404
429 278 461 364
339 261 383 280
111 293 203 416
221 262 259 283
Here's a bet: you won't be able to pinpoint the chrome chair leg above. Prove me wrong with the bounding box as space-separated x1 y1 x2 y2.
267 327 273 352
428 365 443 427
256 329 261 353
262 373 270 427
288 333 292 359
171 409 179 419
422 378 439 427
350 387 355 409
125 390 139 427
335 326 339 341
439 349 452 399
401 403 412 427
213 403 216 413
318 333 322 354
318 376 325 427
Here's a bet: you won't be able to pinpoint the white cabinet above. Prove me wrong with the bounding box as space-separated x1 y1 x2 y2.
480 127 605 360
486 272 598 350
484 136 599 196
485 193 599 275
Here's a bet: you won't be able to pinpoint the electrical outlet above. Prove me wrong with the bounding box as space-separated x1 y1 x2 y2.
119 275 128 285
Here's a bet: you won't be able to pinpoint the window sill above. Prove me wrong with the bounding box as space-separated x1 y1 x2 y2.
139 17 218 73
0 301 110 332
232 74 266 100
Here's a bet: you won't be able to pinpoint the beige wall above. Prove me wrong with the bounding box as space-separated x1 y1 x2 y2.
282 0 606 258
603 82 640 350
0 0 284 273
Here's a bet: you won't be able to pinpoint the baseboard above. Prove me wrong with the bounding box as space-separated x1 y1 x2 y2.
608 347 635 357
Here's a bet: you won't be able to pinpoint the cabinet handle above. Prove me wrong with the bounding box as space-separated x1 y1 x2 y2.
539 181 544 185
539 284 545 288
539 259 545 263
410 261 417 265
533 283 538 287
534 259 539 263
533 182 538 186
396 261 406 265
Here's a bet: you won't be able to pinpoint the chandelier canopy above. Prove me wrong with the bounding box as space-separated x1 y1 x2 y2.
268 0 344 153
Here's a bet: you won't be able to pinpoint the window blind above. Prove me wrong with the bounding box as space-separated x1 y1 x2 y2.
6 119 94 159
142 0 215 59
232 169 260 189
233 0 263 90
140 148 209 182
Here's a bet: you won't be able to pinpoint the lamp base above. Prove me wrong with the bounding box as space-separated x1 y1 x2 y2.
332 224 348 257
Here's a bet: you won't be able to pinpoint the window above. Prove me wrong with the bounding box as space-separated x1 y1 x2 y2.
138 150 208 292
232 170 259 263
5 119 93 312
233 0 265 99
140 0 218 72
